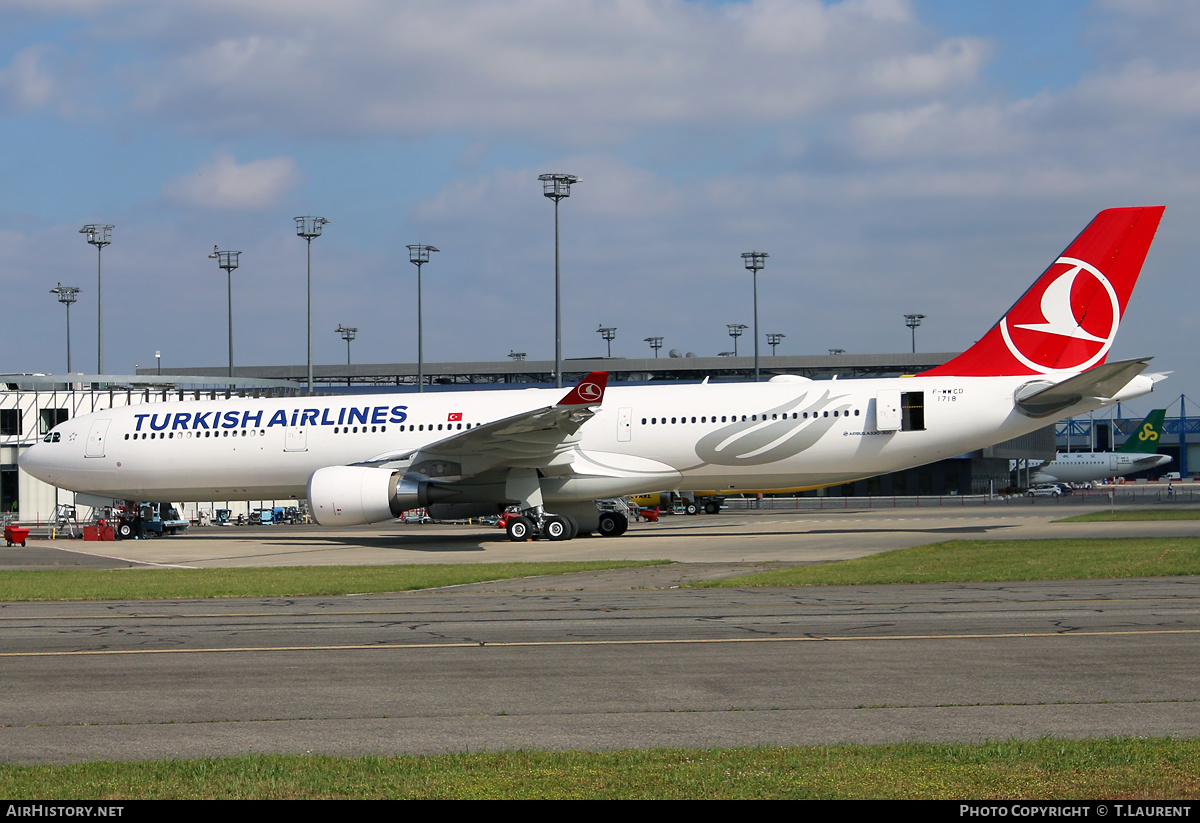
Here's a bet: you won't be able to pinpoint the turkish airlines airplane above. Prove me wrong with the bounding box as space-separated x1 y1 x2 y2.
21 206 1166 541
1032 409 1171 484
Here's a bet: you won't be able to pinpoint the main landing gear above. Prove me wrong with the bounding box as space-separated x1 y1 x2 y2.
504 508 628 542
501 469 629 542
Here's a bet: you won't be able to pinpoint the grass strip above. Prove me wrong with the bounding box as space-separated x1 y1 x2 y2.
2 738 1198 799
692 537 1200 587
1057 509 1200 522
0 561 668 602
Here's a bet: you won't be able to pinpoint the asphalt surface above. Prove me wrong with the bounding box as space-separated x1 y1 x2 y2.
2 501 1198 763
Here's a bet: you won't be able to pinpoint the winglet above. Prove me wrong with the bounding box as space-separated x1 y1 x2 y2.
557 372 608 406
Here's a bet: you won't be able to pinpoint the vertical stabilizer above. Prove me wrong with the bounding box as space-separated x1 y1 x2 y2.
922 206 1164 377
1118 409 1167 454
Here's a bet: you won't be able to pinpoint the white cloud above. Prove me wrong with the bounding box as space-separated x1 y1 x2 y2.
0 47 57 109
162 152 303 209
63 0 991 142
848 99 1039 160
1074 61 1200 117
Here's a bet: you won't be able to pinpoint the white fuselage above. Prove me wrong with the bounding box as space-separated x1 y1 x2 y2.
20 373 1156 505
1033 451 1171 484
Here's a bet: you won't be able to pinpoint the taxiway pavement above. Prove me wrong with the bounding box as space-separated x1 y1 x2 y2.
2 503 1197 763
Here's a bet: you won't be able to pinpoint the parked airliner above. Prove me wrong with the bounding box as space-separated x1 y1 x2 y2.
20 207 1167 541
1033 409 1172 484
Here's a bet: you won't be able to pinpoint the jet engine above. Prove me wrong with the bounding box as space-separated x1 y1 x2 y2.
307 465 429 526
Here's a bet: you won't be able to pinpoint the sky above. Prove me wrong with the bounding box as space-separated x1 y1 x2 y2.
1 0 1197 419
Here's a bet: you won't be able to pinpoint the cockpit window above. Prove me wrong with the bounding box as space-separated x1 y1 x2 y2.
42 432 61 443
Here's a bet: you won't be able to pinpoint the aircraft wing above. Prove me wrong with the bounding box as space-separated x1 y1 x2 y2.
357 372 609 480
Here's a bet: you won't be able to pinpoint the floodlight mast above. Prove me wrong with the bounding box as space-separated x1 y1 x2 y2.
50 284 81 374
904 313 925 353
294 216 330 393
597 325 616 358
766 332 785 356
539 173 580 388
336 324 357 388
208 248 241 378
79 224 112 375
727 323 747 357
644 336 663 358
742 251 768 381
407 244 439 393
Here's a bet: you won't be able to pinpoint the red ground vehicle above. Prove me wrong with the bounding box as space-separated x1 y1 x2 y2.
639 506 661 523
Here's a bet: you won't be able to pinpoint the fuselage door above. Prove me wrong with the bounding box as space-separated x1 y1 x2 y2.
85 419 111 458
284 426 308 452
617 407 632 442
875 390 902 431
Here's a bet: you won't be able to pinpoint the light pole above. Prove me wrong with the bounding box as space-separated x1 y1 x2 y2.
597 325 616 358
79 224 112 374
407 244 439 393
294 216 331 393
538 173 580 388
155 350 161 375
508 350 526 361
208 247 241 378
336 324 357 388
644 336 663 358
767 332 785 356
50 284 81 374
727 323 747 357
742 251 768 381
829 348 845 356
904 313 925 353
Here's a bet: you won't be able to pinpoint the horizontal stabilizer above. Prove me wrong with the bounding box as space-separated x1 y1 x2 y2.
1015 357 1152 418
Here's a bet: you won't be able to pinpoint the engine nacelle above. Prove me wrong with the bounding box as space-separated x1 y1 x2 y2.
307 466 425 526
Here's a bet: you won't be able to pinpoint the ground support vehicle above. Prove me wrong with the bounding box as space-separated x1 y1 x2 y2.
106 503 190 539
1027 484 1069 498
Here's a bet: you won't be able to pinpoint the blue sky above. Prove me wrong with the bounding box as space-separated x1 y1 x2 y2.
1 0 1197 416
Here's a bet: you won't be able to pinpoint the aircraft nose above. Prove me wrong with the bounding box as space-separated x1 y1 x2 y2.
18 437 64 485
18 441 49 480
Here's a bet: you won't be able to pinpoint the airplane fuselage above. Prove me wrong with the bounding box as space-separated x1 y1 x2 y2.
1033 451 1172 484
22 373 1154 505
19 205 1167 538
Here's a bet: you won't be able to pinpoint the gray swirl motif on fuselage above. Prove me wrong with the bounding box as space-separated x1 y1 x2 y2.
690 389 852 467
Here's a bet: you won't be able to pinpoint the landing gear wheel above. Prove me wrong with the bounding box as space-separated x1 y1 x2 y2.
506 515 534 542
597 511 628 537
544 515 571 541
562 514 579 540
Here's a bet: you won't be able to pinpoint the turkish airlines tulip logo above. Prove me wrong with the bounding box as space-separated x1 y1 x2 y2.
577 382 604 402
1000 256 1120 374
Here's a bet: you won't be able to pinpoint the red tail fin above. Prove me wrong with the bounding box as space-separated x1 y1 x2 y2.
921 206 1164 377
